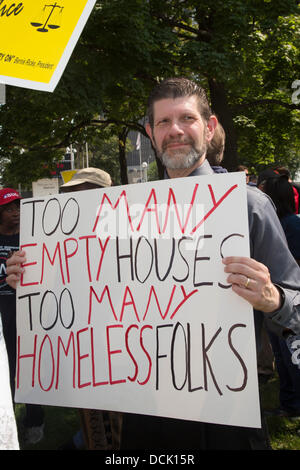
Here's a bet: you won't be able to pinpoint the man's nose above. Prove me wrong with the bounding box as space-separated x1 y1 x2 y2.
168 120 185 136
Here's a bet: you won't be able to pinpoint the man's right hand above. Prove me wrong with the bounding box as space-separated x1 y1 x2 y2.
6 250 26 290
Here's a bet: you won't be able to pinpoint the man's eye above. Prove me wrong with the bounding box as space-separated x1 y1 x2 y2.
183 115 194 121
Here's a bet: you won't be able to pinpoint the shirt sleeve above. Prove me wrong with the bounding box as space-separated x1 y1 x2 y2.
268 286 300 335
247 187 300 336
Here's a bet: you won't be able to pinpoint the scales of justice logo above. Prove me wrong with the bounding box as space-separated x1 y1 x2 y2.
31 2 64 33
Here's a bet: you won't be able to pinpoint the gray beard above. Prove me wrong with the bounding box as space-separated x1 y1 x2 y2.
158 145 206 170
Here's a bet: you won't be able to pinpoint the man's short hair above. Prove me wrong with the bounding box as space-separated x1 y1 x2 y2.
147 77 212 128
235 165 248 172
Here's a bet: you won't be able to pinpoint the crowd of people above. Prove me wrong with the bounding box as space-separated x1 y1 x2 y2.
0 77 300 450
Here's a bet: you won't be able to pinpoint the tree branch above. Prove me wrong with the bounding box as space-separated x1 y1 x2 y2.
90 118 147 136
154 14 211 42
233 98 300 112
9 118 148 154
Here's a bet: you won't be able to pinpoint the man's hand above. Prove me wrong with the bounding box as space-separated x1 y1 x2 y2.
6 250 26 290
223 256 281 313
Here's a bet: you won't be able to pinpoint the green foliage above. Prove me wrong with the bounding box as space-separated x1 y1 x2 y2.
147 160 159 181
260 376 300 450
88 130 122 185
0 0 299 184
1 148 63 188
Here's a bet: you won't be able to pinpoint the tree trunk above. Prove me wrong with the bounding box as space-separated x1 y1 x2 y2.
118 128 129 185
208 79 238 171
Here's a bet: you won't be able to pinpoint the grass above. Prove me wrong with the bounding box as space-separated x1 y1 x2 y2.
260 375 300 450
14 374 300 450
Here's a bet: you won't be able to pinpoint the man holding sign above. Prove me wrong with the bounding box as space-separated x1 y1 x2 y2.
6 78 300 450
119 78 300 450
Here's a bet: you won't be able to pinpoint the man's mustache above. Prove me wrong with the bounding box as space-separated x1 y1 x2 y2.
162 138 193 152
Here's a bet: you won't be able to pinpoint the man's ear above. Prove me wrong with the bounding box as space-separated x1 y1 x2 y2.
206 116 218 143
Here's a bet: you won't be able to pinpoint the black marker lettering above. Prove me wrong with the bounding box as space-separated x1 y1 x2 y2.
226 323 248 392
22 200 44 237
193 235 213 287
18 292 40 331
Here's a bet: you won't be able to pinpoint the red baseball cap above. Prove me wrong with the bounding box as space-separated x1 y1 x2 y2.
0 188 22 206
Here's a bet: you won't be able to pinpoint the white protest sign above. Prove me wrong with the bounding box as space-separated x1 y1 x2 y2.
15 172 261 429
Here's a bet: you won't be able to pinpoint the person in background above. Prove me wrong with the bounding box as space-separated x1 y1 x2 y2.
59 167 111 193
273 166 300 214
235 164 250 184
260 172 300 267
248 174 257 187
0 188 44 446
5 169 123 450
206 121 227 172
259 173 300 417
256 168 278 191
58 168 123 450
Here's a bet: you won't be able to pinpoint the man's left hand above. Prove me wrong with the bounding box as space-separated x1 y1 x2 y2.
223 256 281 314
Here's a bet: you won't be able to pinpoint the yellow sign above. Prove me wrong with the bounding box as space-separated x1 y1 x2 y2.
0 0 96 92
60 169 78 183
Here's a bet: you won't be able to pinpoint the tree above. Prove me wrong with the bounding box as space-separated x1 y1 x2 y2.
147 160 159 181
0 0 299 186
0 0 170 186
87 130 123 185
147 0 299 170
